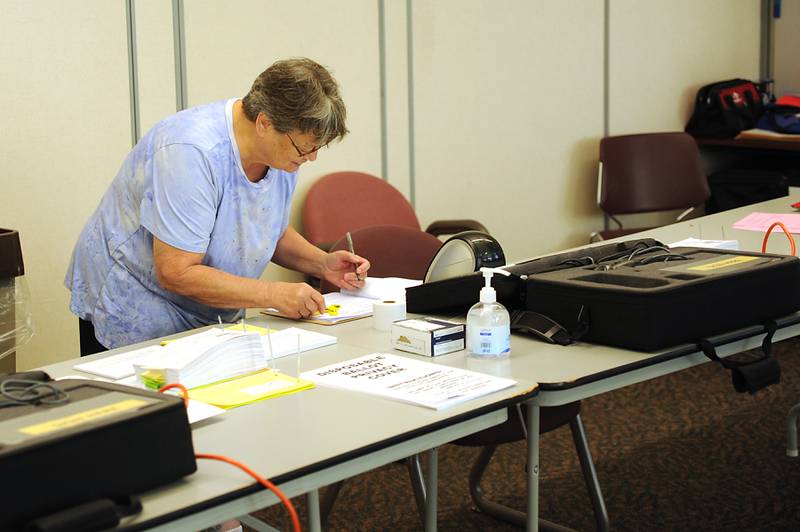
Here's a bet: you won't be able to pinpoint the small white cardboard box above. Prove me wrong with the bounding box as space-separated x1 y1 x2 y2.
391 317 465 357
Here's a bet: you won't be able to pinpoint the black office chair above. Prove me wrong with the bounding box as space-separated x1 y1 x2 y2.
590 132 710 242
453 403 609 531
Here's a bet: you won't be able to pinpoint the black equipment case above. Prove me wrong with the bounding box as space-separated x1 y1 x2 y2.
407 239 800 352
0 376 196 530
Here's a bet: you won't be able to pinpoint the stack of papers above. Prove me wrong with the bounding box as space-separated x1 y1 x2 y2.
342 277 423 301
733 212 800 233
310 292 377 324
301 353 517 410
261 327 337 357
74 326 337 389
305 277 423 325
74 345 165 381
133 329 268 390
262 277 423 325
737 128 800 141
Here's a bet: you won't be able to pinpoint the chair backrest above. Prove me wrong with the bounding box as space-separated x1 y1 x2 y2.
303 171 421 249
319 225 442 294
598 132 710 215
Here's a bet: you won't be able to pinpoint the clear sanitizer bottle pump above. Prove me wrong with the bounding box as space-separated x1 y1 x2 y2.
466 267 511 357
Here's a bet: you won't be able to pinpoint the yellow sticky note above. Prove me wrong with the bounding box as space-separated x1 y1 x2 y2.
223 323 275 335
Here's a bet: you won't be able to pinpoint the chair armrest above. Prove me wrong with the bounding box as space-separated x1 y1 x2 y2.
424 219 488 237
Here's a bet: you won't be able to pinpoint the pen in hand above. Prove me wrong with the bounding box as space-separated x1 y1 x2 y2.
345 231 362 281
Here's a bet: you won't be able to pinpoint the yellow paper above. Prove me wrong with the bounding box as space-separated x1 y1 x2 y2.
223 323 275 335
188 369 314 409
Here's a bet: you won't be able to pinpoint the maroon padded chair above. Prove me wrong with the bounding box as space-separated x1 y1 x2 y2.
302 171 487 250
319 225 443 294
591 132 710 242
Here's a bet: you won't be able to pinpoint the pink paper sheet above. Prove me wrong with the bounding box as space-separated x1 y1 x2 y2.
732 212 800 233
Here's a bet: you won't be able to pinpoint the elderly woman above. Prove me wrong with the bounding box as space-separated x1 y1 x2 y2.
66 58 369 355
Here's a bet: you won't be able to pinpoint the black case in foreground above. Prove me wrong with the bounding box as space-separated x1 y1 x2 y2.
408 240 800 351
0 378 196 529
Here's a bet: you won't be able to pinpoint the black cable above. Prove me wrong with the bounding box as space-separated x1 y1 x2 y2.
627 245 673 260
0 379 69 408
559 256 595 267
597 245 646 263
636 253 690 265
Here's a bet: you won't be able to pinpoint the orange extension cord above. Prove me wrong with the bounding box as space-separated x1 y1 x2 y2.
762 221 797 256
158 383 302 532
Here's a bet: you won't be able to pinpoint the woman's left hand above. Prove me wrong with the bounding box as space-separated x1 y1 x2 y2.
321 251 370 290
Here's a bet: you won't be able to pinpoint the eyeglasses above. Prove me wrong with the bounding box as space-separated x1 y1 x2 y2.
286 133 327 158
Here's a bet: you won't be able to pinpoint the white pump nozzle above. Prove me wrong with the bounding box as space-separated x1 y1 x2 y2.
478 267 510 303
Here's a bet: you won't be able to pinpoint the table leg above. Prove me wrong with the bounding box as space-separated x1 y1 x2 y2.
424 447 438 532
307 489 321 532
526 400 540 532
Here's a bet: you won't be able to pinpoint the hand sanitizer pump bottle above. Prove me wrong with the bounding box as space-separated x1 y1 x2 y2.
466 267 511 357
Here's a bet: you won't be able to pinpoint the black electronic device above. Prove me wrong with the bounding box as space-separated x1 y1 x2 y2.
0 374 196 530
409 239 800 352
424 231 505 283
509 310 575 346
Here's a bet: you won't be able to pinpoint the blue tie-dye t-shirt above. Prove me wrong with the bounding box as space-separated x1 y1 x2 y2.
65 99 297 349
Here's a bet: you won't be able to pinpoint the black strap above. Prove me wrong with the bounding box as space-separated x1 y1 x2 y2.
572 305 590 341
698 321 781 394
25 496 142 532
509 306 590 346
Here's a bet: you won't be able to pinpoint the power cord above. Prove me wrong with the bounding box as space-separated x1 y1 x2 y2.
594 245 688 270
158 383 302 532
636 253 689 265
559 256 595 267
0 378 69 408
762 221 796 255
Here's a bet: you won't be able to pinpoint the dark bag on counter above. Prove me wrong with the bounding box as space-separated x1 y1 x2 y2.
686 78 765 138
705 169 788 214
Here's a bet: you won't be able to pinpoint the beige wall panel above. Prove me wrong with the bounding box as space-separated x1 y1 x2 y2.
182 0 383 284
774 0 800 96
135 0 179 135
384 0 412 198
0 1 132 368
609 0 761 135
411 1 605 262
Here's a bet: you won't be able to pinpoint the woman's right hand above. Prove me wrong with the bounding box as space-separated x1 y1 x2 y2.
267 282 326 319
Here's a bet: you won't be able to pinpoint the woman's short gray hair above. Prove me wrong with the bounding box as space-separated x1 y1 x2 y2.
242 58 348 145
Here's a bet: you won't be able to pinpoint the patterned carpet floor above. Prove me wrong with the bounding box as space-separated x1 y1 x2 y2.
251 337 800 531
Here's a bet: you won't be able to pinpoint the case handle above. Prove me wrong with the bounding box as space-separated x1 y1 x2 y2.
698 321 780 394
